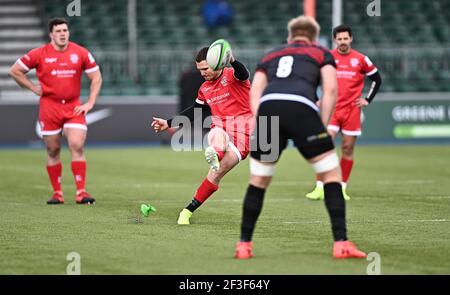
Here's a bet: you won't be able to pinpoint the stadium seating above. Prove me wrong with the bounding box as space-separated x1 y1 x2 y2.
37 0 450 95
0 0 43 97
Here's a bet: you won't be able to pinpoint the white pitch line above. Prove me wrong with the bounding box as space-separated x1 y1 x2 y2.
377 179 435 184
219 198 296 203
284 221 323 224
283 219 449 224
424 196 450 199
353 196 450 201
101 182 194 188
30 185 51 190
221 181 312 187
404 219 448 222
135 198 297 203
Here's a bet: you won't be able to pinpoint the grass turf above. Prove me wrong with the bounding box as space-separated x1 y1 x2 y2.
0 145 449 274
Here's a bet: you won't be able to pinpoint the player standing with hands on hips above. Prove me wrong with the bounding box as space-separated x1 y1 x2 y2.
152 40 255 225
306 24 382 201
9 18 102 205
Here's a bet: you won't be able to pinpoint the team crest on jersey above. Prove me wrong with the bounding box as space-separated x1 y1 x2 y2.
220 76 228 87
70 54 79 64
350 58 359 67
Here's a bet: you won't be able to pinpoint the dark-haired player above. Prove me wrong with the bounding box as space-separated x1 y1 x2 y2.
306 24 382 201
152 46 254 225
9 18 102 205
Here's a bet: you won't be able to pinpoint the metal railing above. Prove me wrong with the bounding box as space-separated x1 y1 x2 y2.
87 46 450 95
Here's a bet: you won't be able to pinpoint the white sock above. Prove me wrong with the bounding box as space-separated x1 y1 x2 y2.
316 181 323 188
341 182 347 189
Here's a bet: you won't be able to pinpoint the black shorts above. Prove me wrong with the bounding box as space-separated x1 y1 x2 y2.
250 100 334 162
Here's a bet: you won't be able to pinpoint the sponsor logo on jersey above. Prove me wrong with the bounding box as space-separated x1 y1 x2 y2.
206 92 230 104
70 54 79 64
45 57 57 63
202 86 212 93
350 58 359 67
336 70 357 78
51 69 77 77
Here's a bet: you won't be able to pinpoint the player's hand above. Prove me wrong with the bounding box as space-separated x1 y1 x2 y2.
151 117 169 133
355 98 369 108
32 84 42 96
74 102 94 116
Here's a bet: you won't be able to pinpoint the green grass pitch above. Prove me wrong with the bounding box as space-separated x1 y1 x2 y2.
1 145 449 274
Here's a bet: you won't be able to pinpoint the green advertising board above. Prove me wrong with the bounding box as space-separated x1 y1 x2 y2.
361 93 450 141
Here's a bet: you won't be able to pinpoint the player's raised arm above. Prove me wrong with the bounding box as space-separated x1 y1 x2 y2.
9 61 42 96
229 53 250 81
319 64 338 127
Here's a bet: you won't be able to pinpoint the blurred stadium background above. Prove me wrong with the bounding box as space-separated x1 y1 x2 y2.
1 0 450 144
1 0 450 275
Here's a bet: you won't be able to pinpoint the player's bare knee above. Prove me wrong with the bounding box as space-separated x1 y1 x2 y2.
319 167 341 184
68 143 84 157
46 145 60 158
207 171 222 185
208 128 229 149
341 144 354 158
68 139 83 151
249 175 271 189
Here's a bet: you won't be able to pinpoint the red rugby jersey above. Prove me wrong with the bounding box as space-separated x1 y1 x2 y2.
196 67 253 134
331 48 377 109
18 41 99 101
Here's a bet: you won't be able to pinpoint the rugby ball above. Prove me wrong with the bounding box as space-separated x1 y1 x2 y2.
206 39 232 71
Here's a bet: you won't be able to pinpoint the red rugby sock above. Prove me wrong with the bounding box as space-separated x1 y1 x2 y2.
47 163 62 193
71 161 86 194
340 158 354 183
194 178 219 203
